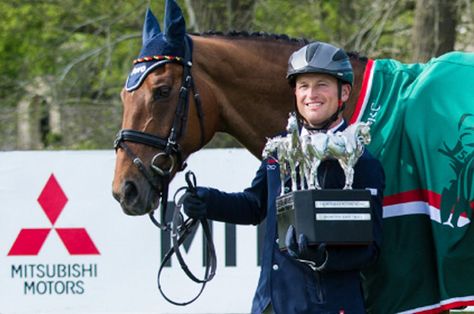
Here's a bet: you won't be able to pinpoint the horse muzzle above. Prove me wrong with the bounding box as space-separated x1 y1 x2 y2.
113 177 160 216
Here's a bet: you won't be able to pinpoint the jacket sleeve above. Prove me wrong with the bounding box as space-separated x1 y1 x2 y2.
198 159 269 225
324 156 385 272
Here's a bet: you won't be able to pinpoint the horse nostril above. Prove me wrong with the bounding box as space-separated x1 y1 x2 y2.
122 181 139 206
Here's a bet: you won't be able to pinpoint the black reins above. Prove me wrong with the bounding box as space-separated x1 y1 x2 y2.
114 35 215 305
158 171 217 305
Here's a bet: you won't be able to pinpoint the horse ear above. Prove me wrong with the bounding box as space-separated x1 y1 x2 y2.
163 0 186 44
142 8 161 44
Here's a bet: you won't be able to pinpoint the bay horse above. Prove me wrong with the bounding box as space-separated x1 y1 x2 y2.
112 32 367 215
112 1 474 313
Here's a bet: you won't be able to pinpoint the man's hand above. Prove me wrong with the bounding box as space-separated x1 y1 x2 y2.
285 225 327 270
183 188 208 219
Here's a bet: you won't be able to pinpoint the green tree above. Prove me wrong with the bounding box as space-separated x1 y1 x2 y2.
0 0 473 150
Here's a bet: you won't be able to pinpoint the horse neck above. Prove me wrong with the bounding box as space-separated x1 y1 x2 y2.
344 56 368 121
191 34 303 158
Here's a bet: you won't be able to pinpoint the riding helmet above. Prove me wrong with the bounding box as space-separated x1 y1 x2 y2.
287 41 353 86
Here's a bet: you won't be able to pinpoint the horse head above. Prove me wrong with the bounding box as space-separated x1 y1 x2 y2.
262 136 282 160
356 122 371 145
112 0 211 215
286 112 299 134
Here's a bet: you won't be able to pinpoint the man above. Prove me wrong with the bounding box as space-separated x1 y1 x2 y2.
184 42 385 314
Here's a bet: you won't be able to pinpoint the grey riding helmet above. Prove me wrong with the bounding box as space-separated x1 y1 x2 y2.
287 41 353 86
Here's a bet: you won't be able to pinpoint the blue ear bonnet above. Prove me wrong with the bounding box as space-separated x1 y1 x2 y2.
125 0 188 91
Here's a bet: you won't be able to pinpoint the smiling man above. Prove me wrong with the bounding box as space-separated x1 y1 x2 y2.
287 42 352 132
293 72 350 129
183 41 385 313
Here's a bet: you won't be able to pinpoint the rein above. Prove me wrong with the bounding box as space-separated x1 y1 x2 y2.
158 171 217 306
114 36 215 305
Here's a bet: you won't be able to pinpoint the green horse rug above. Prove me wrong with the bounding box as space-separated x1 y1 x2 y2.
351 51 474 313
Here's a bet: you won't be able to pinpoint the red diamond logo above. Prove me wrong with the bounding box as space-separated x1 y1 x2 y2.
8 173 100 256
7 229 51 255
37 174 68 225
56 228 99 255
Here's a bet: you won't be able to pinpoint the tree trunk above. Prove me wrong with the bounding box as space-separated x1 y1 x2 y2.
16 77 61 149
412 0 458 62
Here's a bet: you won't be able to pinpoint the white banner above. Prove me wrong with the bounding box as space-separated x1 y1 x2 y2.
0 149 261 314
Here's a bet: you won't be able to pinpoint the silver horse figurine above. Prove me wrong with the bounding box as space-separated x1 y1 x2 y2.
301 133 330 189
285 113 306 192
262 113 305 194
262 135 289 193
326 122 371 189
263 114 371 193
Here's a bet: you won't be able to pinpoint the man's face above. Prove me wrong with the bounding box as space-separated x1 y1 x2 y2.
294 73 350 129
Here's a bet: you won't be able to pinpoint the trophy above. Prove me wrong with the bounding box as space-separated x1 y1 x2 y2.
263 113 374 247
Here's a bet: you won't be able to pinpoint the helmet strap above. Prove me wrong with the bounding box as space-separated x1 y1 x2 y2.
337 80 342 105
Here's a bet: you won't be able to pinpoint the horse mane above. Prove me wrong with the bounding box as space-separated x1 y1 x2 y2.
193 31 368 63
192 30 310 46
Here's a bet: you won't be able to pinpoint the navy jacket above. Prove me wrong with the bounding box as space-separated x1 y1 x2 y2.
200 122 385 314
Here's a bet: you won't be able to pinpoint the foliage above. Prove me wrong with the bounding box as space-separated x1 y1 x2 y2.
0 0 148 107
0 0 472 150
253 0 417 60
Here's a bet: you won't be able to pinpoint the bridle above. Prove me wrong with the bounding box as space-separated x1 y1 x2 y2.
114 36 215 305
114 35 205 227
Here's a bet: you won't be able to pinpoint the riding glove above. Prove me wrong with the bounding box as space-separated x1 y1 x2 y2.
285 225 328 271
183 187 208 219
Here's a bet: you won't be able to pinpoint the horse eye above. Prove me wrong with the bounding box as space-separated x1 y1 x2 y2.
153 86 171 101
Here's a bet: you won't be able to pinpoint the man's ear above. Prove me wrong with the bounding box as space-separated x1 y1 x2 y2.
342 84 351 102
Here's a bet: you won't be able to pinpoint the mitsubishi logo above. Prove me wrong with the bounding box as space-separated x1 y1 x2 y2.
8 174 100 256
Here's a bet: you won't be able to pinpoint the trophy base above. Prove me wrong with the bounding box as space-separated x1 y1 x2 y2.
276 189 373 249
